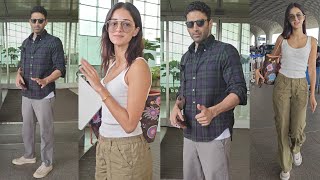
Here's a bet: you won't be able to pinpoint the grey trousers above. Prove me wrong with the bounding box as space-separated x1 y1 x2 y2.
183 137 231 180
22 96 55 166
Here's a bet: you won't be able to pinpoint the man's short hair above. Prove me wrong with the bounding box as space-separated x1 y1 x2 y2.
30 6 47 18
184 1 211 19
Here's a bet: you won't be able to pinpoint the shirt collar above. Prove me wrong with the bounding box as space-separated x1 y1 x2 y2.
28 29 48 41
188 34 215 53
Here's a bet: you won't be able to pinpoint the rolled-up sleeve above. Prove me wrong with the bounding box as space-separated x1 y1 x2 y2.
51 37 66 77
222 44 247 105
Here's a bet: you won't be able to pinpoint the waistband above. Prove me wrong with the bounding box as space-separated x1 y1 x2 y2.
278 73 307 81
98 134 145 145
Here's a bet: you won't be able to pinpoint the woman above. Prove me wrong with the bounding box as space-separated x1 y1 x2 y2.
80 2 152 180
256 3 317 180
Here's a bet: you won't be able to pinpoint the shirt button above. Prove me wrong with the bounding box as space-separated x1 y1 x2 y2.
193 77 196 80
192 89 195 91
193 101 195 104
31 56 33 59
30 72 32 75
30 64 32 67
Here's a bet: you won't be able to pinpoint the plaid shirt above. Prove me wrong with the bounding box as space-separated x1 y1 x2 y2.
20 30 66 99
179 35 247 142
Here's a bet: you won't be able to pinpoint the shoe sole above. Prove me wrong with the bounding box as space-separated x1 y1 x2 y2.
294 161 302 166
293 156 302 166
12 160 36 165
33 167 53 178
280 173 290 180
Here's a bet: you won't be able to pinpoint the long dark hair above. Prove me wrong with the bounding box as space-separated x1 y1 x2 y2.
281 3 306 39
101 2 144 74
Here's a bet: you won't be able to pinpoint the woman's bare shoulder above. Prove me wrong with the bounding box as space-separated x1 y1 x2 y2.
130 57 149 71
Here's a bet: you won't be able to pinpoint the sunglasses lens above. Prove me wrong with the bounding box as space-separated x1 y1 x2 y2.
288 14 303 22
186 21 194 28
31 19 45 24
296 14 302 20
38 19 44 24
107 20 133 33
186 19 207 28
195 20 205 27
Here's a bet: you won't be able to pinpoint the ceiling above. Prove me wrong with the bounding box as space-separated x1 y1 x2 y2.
161 0 320 36
0 0 78 22
250 0 320 36
161 0 249 23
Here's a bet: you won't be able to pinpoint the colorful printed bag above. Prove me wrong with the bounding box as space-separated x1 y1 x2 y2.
261 55 281 85
89 90 160 143
140 90 161 143
257 38 283 85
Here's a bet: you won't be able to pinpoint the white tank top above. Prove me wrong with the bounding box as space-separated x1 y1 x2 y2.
99 62 142 137
279 36 311 78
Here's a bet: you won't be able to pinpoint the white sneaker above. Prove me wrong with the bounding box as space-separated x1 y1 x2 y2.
293 152 302 166
33 162 53 179
280 171 290 180
12 156 36 165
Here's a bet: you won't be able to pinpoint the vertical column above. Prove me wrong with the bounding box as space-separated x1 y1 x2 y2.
266 31 273 44
255 35 259 47
64 22 68 83
68 22 72 83
0 22 3 107
239 23 243 54
5 22 9 84
217 19 222 41
165 20 170 120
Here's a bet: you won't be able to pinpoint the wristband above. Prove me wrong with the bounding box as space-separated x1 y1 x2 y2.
102 94 111 102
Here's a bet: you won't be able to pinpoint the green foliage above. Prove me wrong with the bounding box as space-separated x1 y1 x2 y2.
143 38 160 61
161 60 180 87
1 47 20 64
1 47 19 64
151 66 160 81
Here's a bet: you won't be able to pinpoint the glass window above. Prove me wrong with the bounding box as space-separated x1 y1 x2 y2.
98 0 111 8
79 5 97 21
80 0 97 6
98 8 109 22
97 22 105 36
133 0 145 13
80 20 96 36
145 2 158 16
145 16 158 29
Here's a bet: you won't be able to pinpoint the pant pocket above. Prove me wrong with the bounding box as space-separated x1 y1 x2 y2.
111 143 134 169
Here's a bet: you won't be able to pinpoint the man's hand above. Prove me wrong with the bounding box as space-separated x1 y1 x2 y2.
15 73 26 90
31 77 49 88
170 104 184 128
195 104 218 126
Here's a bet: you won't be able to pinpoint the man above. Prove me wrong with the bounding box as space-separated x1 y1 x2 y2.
12 6 65 179
170 1 247 180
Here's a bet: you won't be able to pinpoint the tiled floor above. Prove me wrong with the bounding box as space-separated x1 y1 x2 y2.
250 85 320 179
0 88 80 179
160 128 249 180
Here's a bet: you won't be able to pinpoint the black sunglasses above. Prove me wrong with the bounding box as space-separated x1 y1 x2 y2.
30 19 46 24
185 19 209 28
